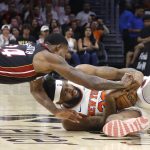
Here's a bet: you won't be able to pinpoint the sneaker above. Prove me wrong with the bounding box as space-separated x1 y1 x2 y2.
103 116 149 137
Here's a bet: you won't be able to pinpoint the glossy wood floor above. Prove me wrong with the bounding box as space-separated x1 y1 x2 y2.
0 83 150 150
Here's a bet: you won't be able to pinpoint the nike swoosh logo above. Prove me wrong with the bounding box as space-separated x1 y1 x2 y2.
79 105 81 112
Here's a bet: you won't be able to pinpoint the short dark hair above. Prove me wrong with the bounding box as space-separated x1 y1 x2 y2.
44 33 68 45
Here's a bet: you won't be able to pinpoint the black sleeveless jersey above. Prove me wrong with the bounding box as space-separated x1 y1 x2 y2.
0 43 45 84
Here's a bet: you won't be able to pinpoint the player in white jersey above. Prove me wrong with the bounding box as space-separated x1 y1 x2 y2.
32 64 150 137
37 65 148 136
76 65 150 137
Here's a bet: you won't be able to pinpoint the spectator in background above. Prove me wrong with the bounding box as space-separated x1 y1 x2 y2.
129 15 150 66
22 3 32 23
11 27 20 39
70 20 82 40
0 24 16 46
78 27 99 66
32 6 44 26
10 17 20 29
143 0 150 15
119 3 134 60
54 0 65 18
76 3 96 27
49 19 62 33
64 26 80 66
17 24 36 45
59 5 72 25
37 25 49 44
52 26 62 33
45 11 53 25
91 19 110 43
41 3 58 24
30 18 41 40
0 0 8 14
126 6 144 67
2 3 19 23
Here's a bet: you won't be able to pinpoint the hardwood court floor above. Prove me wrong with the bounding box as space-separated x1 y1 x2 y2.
0 83 150 150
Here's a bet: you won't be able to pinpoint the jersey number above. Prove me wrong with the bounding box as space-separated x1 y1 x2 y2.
1 49 26 57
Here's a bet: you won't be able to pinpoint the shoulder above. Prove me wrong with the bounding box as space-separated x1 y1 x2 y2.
34 50 65 65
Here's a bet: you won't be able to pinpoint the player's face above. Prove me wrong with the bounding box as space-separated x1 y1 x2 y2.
58 82 81 104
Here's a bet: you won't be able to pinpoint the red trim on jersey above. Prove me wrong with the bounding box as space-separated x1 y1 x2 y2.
0 64 34 72
0 64 37 78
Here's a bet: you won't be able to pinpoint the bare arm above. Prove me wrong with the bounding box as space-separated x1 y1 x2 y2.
34 51 129 90
74 39 78 50
76 64 144 85
91 41 99 50
78 38 85 51
30 78 58 114
131 43 144 65
137 36 150 44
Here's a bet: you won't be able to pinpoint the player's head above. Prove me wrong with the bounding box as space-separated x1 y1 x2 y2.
44 33 68 58
43 76 82 108
137 76 150 103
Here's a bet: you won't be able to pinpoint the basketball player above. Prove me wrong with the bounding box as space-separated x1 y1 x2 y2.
0 33 131 123
74 65 150 137
37 64 150 137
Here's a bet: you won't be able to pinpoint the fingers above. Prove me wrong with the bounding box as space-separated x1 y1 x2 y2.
79 113 87 118
125 82 140 91
65 110 83 123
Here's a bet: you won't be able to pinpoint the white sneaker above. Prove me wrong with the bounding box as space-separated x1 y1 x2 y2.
103 116 149 137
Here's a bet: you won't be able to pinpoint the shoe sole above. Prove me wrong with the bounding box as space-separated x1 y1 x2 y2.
103 116 149 137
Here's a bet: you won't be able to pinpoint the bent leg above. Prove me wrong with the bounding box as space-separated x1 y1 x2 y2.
106 109 141 123
103 109 149 137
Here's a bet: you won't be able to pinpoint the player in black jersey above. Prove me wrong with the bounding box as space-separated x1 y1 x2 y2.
0 33 133 123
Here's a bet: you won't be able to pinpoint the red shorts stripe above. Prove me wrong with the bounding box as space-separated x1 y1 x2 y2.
0 64 35 72
0 71 37 78
0 64 37 78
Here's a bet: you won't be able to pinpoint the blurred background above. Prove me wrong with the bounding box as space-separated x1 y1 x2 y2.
0 0 149 75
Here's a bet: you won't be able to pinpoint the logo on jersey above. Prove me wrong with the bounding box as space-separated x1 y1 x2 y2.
88 90 106 116
25 43 35 54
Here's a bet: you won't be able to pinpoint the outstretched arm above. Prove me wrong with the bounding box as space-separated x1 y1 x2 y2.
30 78 82 123
76 64 144 86
34 52 132 90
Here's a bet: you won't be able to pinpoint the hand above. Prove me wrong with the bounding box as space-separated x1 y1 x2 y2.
55 109 83 123
121 73 134 88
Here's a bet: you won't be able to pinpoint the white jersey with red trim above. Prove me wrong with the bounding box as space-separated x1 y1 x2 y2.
68 82 106 116
136 76 150 110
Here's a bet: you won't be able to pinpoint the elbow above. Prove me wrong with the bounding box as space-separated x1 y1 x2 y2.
30 82 42 96
30 87 39 96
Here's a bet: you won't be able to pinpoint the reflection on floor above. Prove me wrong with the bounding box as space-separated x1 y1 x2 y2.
0 83 150 150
